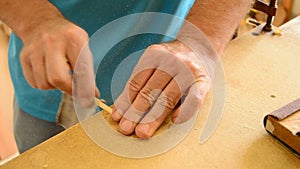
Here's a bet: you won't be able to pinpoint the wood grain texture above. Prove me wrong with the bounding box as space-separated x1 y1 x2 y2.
280 110 300 135
2 17 300 169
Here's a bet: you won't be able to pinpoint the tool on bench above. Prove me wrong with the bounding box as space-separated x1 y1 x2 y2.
264 98 300 158
253 0 278 32
95 98 112 114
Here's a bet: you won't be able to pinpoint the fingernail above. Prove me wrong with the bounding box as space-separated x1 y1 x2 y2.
112 108 122 121
172 116 178 123
172 115 185 124
120 120 134 133
138 124 150 134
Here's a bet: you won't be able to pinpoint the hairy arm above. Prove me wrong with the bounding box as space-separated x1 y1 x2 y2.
0 0 64 40
112 0 252 138
187 0 252 54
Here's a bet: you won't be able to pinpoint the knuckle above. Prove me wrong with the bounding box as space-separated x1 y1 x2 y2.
48 76 61 86
21 44 37 58
157 94 177 110
165 55 178 65
144 88 161 102
189 86 205 106
128 79 141 92
48 74 68 88
193 93 204 106
147 44 161 50
42 33 55 42
35 82 51 90
66 27 88 40
65 28 78 37
145 44 165 53
138 87 154 107
138 88 162 109
79 29 89 39
65 27 75 34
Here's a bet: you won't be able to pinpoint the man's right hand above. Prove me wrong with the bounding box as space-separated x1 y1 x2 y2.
19 18 90 95
0 0 98 99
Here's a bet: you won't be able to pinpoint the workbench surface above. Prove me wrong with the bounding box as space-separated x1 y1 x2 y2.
2 17 300 169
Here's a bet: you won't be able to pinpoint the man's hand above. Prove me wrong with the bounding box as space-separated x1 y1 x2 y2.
20 18 89 95
112 40 213 138
0 0 98 100
110 0 252 139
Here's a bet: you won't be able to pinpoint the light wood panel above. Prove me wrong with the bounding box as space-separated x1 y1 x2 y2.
2 17 300 169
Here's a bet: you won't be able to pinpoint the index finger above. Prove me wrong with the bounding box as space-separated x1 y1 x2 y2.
72 43 97 108
45 40 73 94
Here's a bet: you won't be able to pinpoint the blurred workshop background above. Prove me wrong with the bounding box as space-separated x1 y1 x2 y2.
0 0 299 163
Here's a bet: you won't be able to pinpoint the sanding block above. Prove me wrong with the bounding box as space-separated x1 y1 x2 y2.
263 98 300 158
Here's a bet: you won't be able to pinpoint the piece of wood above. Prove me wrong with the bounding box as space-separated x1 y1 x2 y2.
95 98 112 114
2 17 300 169
264 98 300 156
280 111 300 135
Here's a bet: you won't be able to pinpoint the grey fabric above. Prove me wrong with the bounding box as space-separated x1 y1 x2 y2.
13 100 65 153
57 93 79 129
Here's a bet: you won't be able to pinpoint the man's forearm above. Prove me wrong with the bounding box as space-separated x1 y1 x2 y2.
187 0 252 54
0 0 63 40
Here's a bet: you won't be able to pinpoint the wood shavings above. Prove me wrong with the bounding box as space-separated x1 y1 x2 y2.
273 27 284 36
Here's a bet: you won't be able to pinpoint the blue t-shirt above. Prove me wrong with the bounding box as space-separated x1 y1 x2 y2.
8 0 195 122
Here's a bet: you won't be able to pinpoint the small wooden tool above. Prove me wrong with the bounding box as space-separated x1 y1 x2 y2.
95 98 112 114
